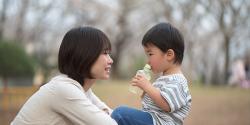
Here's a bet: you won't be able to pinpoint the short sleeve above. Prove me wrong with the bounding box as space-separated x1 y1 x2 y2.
159 83 187 112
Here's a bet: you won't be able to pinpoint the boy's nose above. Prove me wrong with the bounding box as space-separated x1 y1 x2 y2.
147 61 150 65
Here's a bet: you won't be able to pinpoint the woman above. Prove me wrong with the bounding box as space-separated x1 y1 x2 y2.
11 27 117 125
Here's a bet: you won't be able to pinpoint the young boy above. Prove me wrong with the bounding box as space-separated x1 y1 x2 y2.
111 23 192 125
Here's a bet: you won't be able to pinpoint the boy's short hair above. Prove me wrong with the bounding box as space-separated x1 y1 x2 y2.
58 27 111 85
142 22 184 64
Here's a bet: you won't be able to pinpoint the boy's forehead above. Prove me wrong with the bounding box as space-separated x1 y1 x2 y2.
144 43 156 49
143 45 150 51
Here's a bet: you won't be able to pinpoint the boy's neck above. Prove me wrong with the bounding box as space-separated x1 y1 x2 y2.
163 65 182 75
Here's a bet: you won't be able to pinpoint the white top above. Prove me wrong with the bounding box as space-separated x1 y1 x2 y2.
11 74 118 125
142 74 191 125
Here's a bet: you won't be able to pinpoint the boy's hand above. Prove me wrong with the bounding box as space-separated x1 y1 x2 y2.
131 74 151 90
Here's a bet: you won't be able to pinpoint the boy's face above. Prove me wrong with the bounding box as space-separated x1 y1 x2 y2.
143 44 170 74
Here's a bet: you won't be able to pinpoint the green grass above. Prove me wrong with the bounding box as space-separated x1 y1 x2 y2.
1 80 250 125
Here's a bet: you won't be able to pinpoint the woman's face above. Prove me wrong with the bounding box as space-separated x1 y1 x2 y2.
90 52 113 79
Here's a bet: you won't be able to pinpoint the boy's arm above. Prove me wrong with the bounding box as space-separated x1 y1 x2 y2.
131 75 171 112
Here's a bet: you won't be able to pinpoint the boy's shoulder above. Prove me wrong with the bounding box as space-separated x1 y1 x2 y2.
154 74 188 88
155 74 186 83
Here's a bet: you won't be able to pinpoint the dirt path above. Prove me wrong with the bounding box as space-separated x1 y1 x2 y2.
1 83 250 125
184 86 250 125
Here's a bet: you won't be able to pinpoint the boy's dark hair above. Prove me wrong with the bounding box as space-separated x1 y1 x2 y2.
142 22 184 64
58 27 111 86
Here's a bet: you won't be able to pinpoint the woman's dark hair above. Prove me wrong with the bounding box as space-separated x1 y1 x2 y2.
58 27 111 85
142 22 184 64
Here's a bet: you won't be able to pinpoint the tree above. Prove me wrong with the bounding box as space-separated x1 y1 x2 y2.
110 0 134 78
15 0 30 42
0 0 10 38
0 39 35 89
200 0 250 84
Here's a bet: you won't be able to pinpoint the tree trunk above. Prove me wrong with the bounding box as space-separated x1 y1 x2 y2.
111 56 120 78
111 38 124 78
15 0 30 42
2 77 8 93
0 0 9 38
2 77 9 110
224 35 230 84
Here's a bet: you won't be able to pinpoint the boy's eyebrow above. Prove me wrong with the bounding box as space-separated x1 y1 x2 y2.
145 49 152 53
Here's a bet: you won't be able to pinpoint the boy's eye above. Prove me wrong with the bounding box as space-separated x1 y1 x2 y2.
148 53 153 56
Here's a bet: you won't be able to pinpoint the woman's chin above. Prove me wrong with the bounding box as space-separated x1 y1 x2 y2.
100 75 110 80
105 75 110 79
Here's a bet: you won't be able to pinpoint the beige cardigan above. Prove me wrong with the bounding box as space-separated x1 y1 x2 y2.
11 74 117 125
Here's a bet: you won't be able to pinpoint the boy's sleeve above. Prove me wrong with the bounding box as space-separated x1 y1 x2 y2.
159 83 187 112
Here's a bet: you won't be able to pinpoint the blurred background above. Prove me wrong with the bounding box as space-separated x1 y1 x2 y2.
0 0 250 125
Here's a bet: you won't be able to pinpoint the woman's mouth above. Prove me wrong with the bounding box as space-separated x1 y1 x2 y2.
105 66 111 73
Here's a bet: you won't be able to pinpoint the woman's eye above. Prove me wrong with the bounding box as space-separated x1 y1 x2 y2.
103 50 109 54
103 51 111 56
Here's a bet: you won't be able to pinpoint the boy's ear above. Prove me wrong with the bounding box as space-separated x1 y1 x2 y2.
166 49 175 61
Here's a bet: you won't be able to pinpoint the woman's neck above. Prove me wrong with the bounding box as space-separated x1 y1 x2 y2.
83 79 96 91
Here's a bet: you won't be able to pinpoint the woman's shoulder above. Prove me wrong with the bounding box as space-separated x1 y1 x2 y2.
42 75 86 99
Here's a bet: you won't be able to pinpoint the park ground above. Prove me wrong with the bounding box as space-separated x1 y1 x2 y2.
1 80 250 125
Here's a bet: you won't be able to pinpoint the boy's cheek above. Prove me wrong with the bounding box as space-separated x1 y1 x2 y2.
151 69 157 74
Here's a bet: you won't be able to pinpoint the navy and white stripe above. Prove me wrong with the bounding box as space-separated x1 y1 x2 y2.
142 74 191 125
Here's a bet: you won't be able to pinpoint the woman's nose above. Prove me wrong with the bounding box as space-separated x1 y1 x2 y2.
108 54 113 64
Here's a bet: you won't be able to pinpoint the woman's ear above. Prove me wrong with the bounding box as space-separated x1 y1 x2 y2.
166 49 175 61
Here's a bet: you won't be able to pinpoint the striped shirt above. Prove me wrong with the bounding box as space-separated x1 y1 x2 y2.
142 74 192 125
